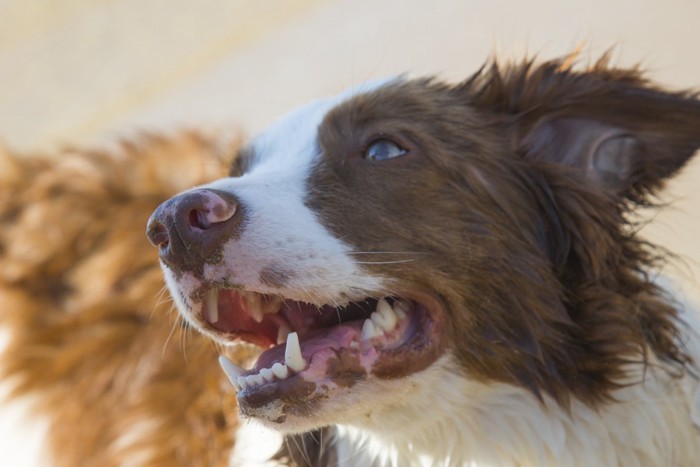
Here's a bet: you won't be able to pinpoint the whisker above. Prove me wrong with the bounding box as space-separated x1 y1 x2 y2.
354 259 415 265
151 285 173 317
180 320 192 363
286 434 312 467
161 309 180 358
348 251 428 255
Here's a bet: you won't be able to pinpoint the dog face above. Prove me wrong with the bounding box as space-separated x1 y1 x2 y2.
147 57 700 434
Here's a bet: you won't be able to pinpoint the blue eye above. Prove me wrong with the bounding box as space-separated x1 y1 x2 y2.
364 139 407 161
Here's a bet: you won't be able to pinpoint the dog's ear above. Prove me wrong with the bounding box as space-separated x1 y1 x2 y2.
465 57 700 199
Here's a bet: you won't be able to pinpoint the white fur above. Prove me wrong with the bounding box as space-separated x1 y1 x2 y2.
163 80 396 325
330 353 699 466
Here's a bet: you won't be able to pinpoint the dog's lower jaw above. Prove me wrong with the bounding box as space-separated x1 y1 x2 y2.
295 350 700 467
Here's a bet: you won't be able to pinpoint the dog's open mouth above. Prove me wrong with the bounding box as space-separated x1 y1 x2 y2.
200 287 445 422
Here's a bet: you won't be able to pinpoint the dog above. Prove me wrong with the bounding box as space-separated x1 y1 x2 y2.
0 132 258 466
148 54 700 466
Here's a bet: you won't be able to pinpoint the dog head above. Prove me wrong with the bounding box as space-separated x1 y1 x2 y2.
147 56 700 434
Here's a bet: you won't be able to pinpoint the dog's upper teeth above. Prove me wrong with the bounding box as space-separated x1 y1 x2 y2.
361 318 381 341
277 324 291 345
261 295 283 314
392 299 410 321
371 298 398 331
206 288 219 323
247 298 265 323
218 355 245 391
362 299 409 342
285 332 307 372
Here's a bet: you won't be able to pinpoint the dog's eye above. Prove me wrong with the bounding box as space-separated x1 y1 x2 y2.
364 139 407 161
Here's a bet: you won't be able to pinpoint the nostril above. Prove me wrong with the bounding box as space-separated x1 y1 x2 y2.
146 218 170 248
186 192 238 231
189 209 208 230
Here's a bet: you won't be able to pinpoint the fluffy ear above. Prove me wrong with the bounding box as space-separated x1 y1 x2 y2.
465 56 700 199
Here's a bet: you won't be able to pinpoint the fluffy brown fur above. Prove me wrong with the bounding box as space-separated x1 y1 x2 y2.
309 54 698 407
0 132 255 466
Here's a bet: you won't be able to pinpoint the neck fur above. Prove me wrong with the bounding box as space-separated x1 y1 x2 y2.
332 349 700 467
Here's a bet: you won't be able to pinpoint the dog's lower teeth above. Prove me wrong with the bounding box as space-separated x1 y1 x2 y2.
246 373 264 387
260 368 274 382
218 355 245 391
271 362 289 379
285 332 307 372
224 362 293 391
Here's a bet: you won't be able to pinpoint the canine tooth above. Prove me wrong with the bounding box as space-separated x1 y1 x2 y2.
206 289 219 323
218 355 244 390
285 332 306 372
361 319 379 341
260 368 274 382
271 363 289 379
237 376 248 390
277 324 291 345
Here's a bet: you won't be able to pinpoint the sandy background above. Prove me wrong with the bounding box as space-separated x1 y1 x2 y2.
0 0 699 464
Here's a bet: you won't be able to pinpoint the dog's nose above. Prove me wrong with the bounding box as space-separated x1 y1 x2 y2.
146 189 241 270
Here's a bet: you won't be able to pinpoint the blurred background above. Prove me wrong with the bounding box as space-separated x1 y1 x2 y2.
3 0 700 152
1 0 699 464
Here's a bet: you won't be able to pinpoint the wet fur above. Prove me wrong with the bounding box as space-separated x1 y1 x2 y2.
309 55 697 406
1 54 700 466
263 55 700 464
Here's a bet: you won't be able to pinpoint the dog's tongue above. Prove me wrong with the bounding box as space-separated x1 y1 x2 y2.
252 321 362 372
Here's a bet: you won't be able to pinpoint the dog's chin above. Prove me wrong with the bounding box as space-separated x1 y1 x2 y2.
179 284 447 429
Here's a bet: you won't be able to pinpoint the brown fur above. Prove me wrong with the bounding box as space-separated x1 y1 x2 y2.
310 54 699 407
0 132 254 466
